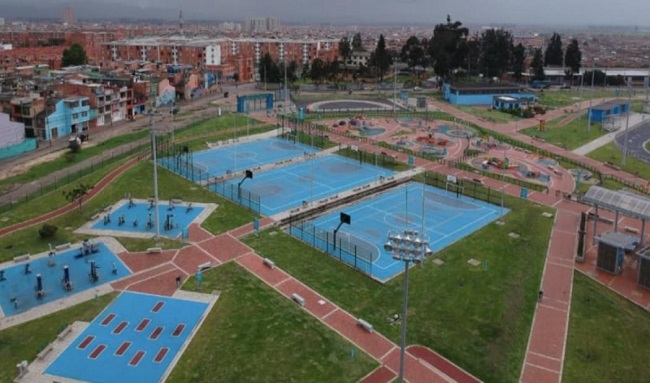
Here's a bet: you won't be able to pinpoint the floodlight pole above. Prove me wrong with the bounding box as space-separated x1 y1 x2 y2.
587 60 596 132
284 52 288 116
150 112 161 242
398 259 409 383
393 65 397 114
622 79 632 166
383 229 430 383
646 56 650 105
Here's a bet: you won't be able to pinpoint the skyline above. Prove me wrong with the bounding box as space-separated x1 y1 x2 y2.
0 0 650 27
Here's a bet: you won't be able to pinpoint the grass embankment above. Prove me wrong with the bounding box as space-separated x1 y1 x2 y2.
563 272 650 383
520 115 607 150
169 262 377 382
588 142 650 182
0 130 149 195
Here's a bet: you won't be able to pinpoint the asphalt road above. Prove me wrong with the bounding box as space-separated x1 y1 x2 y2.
615 118 650 163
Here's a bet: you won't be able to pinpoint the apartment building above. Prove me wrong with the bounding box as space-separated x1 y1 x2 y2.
103 36 339 82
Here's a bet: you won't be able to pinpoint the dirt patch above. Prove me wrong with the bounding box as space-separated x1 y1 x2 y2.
0 150 65 181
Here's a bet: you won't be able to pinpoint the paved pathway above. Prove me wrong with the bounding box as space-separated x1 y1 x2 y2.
573 113 648 155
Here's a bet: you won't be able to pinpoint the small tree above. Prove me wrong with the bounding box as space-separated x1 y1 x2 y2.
512 43 527 82
62 43 88 67
38 223 58 239
63 183 93 212
532 48 545 81
68 137 81 153
352 32 364 51
564 39 582 85
544 32 564 66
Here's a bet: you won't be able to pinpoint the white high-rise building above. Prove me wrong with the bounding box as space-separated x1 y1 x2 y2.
0 18 5 26
245 17 280 33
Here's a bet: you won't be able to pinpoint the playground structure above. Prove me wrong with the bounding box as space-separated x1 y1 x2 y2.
323 116 464 158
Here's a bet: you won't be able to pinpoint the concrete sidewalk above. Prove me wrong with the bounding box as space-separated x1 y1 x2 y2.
572 113 648 155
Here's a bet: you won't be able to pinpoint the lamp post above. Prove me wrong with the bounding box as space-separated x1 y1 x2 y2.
622 78 632 166
384 228 432 383
147 110 161 242
587 59 597 132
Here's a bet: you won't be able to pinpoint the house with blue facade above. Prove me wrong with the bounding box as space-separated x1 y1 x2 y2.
443 82 536 106
44 96 92 140
589 99 630 123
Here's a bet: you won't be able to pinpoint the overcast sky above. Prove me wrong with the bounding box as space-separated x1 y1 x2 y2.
126 0 650 25
3 0 650 26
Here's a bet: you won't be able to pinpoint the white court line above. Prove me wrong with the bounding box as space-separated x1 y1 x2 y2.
298 183 501 274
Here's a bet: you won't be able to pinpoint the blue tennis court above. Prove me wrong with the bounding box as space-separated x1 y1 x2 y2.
192 137 319 177
90 201 204 239
289 183 506 282
211 154 395 216
0 242 130 316
45 291 209 383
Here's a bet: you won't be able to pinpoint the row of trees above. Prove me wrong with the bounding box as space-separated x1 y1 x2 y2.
256 16 583 86
337 16 583 84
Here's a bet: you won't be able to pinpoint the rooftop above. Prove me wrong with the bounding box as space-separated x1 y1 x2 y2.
592 99 629 111
583 185 650 222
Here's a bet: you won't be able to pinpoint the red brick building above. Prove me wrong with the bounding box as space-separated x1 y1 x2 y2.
103 37 340 82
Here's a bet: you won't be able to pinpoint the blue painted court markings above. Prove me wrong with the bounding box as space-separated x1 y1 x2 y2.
296 183 506 282
192 137 319 177
91 201 204 239
213 154 395 216
45 291 209 383
0 242 130 316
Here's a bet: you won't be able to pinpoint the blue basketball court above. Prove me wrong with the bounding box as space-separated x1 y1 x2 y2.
191 137 319 177
0 242 130 316
90 201 205 239
290 183 506 282
212 154 395 216
45 291 209 383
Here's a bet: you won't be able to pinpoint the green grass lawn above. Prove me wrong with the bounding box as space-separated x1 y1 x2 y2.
536 88 620 108
563 272 650 383
455 105 520 124
243 196 554 383
168 262 377 382
174 114 258 141
0 293 117 383
587 142 650 181
520 115 607 150
0 159 126 229
0 131 148 195
0 162 256 261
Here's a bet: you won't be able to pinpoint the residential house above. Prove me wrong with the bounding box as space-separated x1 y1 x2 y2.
44 96 91 140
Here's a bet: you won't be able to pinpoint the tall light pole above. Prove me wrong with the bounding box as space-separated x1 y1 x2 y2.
587 59 597 132
148 110 161 242
393 64 397 114
284 44 288 117
645 56 650 108
384 227 432 383
622 78 632 166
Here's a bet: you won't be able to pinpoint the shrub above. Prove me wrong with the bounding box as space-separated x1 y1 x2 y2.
38 223 58 239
